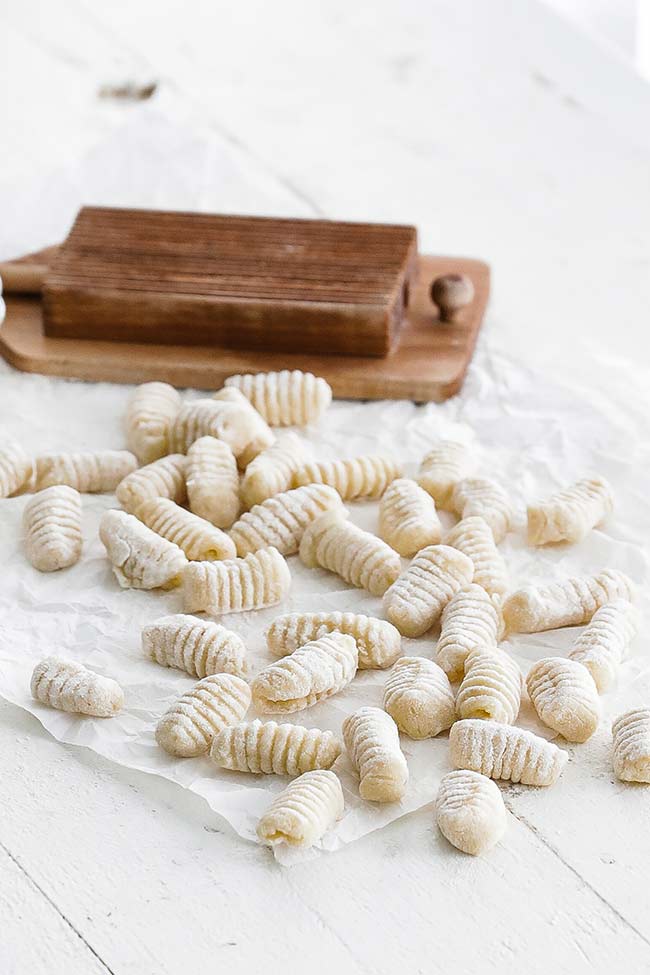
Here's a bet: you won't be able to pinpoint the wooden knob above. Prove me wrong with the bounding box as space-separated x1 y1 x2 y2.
430 273 475 322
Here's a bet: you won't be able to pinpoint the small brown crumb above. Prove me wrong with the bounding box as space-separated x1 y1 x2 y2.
430 273 475 323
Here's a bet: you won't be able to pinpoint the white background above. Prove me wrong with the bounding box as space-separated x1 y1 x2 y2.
2 2 650 972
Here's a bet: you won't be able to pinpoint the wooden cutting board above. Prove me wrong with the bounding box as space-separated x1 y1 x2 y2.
0 247 489 402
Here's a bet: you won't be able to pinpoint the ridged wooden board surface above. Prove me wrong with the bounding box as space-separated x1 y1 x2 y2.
41 207 418 358
0 254 488 402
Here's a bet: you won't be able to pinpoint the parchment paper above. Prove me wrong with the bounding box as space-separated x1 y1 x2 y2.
0 342 648 863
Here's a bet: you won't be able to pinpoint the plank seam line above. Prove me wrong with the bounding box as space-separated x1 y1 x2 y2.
503 801 650 950
0 839 116 974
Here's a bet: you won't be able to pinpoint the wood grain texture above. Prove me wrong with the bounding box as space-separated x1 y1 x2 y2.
41 207 418 358
0 255 488 402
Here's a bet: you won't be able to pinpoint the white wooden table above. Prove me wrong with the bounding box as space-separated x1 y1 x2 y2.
2 2 650 972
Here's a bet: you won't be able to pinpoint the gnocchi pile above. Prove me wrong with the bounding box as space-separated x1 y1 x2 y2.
2 366 646 858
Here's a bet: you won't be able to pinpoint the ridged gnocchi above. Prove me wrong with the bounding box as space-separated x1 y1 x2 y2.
210 719 342 774
612 709 650 783
292 455 401 501
342 706 408 802
142 614 247 678
241 433 307 508
224 370 332 426
155 674 251 757
115 454 187 514
299 509 401 597
568 599 638 692
252 633 358 713
31 657 123 717
257 770 344 848
23 486 82 572
183 546 291 615
503 569 635 634
416 440 473 509
383 656 455 739
436 770 507 856
266 611 402 670
124 381 181 463
445 516 508 601
456 648 522 725
34 450 137 493
526 657 601 742
136 497 236 561
230 484 342 557
0 440 32 497
527 476 613 546
186 436 240 529
383 544 474 638
450 478 513 543
449 719 568 786
436 584 504 680
378 478 441 556
99 509 187 590
170 395 273 463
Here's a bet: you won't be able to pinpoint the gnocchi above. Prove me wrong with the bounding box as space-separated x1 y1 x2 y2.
502 569 635 634
436 770 507 856
526 657 601 742
342 706 408 802
155 674 251 757
257 770 344 848
568 599 638 692
224 370 332 426
416 440 473 509
124 381 181 463
252 632 358 714
186 436 240 529
383 544 474 638
23 485 82 572
456 647 522 725
142 614 248 678
612 709 650 783
34 450 137 493
115 454 187 514
451 478 513 543
99 509 187 590
241 432 308 508
230 483 343 557
449 719 568 786
31 657 123 717
527 475 613 546
210 719 342 774
183 546 291 615
383 656 455 739
292 455 401 501
266 611 402 670
0 440 32 497
436 584 504 681
136 497 236 561
444 516 508 601
378 478 441 557
170 395 273 463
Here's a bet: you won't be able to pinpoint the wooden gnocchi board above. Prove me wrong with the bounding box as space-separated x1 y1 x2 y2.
0 247 489 402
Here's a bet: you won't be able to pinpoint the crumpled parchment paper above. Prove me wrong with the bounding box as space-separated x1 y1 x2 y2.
0 341 648 863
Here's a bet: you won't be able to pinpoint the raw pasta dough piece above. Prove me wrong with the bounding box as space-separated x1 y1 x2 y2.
23 486 82 572
342 707 408 802
445 516 508 601
99 509 187 589
568 599 638 692
299 509 401 597
526 657 601 743
383 544 474 638
437 584 503 680
257 769 344 848
0 440 32 497
292 455 401 501
155 674 251 757
378 478 442 557
252 633 358 714
450 719 568 786
241 433 308 508
211 719 342 774
170 396 273 463
31 657 123 717
124 382 181 463
266 612 401 670
224 370 332 426
527 475 613 546
502 569 635 634
612 709 650 783
230 484 342 557
142 614 247 678
34 450 137 493
451 478 513 543
456 648 522 725
186 436 240 529
183 546 291 614
436 770 507 856
136 497 236 561
115 454 187 514
416 441 473 509
383 656 455 739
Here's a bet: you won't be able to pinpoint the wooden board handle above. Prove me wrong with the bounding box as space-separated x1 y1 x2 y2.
0 245 60 294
